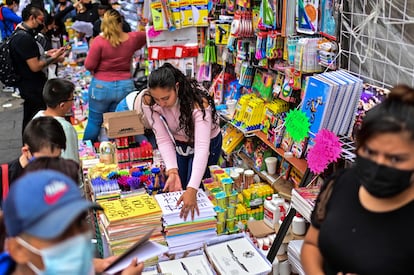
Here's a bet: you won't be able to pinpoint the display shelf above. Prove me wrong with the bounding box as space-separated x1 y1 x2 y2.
255 131 308 175
237 151 293 200
219 112 260 137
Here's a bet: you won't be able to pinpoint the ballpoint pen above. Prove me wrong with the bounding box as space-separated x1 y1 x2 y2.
226 244 249 272
181 261 192 275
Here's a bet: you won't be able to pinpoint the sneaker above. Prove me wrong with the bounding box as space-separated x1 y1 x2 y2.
11 90 21 98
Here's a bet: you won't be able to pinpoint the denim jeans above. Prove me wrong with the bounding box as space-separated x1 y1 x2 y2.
176 132 223 189
83 78 135 142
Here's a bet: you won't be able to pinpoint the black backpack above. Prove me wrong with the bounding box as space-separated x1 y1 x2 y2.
0 30 22 86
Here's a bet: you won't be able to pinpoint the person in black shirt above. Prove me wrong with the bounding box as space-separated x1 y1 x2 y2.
74 0 99 23
301 85 414 275
92 3 130 38
10 4 66 134
0 116 66 204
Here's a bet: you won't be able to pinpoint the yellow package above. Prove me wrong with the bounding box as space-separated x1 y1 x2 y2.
191 0 208 27
234 94 254 122
169 0 181 29
215 23 231 45
180 0 193 27
222 126 244 154
150 0 167 31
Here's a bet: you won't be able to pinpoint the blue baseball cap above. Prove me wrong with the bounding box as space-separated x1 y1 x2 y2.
3 170 102 239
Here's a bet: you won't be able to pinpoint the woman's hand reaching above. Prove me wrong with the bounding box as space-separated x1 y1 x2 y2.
177 187 199 221
163 169 182 192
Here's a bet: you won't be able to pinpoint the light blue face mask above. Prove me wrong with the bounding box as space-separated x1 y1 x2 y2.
16 232 94 275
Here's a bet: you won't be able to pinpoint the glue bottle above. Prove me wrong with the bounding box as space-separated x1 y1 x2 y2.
264 197 279 229
292 213 306 235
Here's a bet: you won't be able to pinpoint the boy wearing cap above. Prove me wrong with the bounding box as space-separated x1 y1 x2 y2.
0 170 144 274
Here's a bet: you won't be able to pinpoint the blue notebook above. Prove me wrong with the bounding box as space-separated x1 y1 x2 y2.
301 76 334 136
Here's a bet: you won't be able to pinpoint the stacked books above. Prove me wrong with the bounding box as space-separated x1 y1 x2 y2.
205 235 272 275
103 228 168 275
158 254 214 274
291 186 320 222
288 240 305 275
155 190 217 254
301 70 363 137
98 193 164 256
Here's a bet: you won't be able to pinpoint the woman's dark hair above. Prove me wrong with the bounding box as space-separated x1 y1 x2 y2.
43 78 75 108
148 63 218 140
356 85 414 149
24 157 80 183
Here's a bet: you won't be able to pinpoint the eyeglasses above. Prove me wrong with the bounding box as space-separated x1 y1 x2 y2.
35 15 45 24
61 98 75 103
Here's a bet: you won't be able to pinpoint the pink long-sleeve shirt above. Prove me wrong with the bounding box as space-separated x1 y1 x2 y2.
84 31 146 81
143 103 221 190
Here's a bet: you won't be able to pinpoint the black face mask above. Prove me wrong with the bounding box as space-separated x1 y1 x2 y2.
355 156 414 198
35 24 45 34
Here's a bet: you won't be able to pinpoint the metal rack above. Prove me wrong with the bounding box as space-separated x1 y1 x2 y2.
339 0 414 88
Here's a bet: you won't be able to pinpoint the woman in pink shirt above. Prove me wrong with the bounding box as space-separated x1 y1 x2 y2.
83 9 146 142
142 63 222 220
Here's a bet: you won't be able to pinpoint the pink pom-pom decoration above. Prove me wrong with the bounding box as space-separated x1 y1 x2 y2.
307 129 342 174
147 26 162 38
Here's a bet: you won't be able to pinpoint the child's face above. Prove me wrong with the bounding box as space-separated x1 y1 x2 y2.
75 31 85 39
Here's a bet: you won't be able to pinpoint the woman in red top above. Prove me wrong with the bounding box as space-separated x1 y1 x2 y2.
83 9 146 142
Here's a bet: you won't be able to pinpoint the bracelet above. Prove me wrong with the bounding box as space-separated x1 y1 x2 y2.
45 57 55 66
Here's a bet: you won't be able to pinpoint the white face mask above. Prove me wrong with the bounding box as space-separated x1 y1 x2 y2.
16 232 94 275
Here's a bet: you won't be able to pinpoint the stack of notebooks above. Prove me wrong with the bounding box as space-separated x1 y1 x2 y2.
158 254 214 274
301 70 363 137
205 235 272 275
291 186 321 222
98 193 164 256
155 190 217 254
287 240 305 275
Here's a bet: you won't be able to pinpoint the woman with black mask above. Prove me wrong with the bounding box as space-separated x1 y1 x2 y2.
301 85 414 275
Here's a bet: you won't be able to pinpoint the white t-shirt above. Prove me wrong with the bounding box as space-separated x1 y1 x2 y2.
33 111 80 163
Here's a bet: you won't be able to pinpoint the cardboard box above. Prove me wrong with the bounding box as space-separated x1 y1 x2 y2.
103 111 144 138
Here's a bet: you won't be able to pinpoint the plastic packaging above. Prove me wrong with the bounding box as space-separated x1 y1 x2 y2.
230 171 242 191
244 169 255 187
153 149 164 167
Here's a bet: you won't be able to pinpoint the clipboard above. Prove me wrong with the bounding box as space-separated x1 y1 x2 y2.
103 227 168 274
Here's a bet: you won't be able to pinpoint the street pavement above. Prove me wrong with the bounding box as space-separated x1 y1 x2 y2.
0 89 24 164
